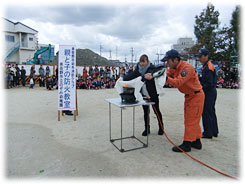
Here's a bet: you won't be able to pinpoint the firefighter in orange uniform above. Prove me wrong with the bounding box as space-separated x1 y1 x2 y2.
162 49 205 152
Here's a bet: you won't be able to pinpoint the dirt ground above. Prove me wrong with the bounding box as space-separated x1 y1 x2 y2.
4 86 242 182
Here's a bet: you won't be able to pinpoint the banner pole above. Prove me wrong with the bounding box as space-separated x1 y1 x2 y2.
76 89 78 116
58 111 60 121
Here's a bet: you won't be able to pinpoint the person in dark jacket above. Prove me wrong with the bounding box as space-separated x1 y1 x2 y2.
15 64 21 87
39 65 45 87
128 65 134 74
20 66 26 86
224 67 231 83
123 54 163 136
197 48 218 139
30 66 36 85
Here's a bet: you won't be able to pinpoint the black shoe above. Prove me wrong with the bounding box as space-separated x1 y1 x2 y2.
202 133 212 139
142 127 150 136
158 128 163 135
64 111 73 116
202 135 212 139
214 134 218 137
172 141 191 152
191 139 202 149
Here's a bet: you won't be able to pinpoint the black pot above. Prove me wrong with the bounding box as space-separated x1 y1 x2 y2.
120 87 137 104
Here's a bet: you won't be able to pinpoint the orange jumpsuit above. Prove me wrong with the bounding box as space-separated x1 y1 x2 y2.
167 60 204 141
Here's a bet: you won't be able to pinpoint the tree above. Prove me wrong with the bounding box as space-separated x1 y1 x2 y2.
215 26 233 62
229 6 240 67
215 6 240 67
193 3 220 61
230 6 240 54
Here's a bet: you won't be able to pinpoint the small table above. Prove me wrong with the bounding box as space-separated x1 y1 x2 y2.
105 98 155 152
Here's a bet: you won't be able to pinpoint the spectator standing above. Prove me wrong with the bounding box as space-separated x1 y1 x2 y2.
119 66 125 78
224 67 231 83
30 66 36 85
111 67 117 80
20 66 26 87
9 65 14 88
15 64 21 87
125 65 129 75
106 66 111 80
234 68 239 82
82 66 88 80
88 65 94 79
99 66 105 79
5 65 11 88
46 66 50 76
128 65 134 74
39 65 45 87
217 68 224 79
30 77 34 89
94 65 99 79
230 68 238 83
11 64 16 87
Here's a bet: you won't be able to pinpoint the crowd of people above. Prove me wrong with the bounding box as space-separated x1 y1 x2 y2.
5 64 58 90
76 65 134 89
4 63 241 90
215 67 240 89
4 64 135 90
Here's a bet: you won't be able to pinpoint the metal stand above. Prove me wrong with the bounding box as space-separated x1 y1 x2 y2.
106 98 154 153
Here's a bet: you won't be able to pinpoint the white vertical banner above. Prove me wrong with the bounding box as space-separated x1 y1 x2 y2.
58 45 76 110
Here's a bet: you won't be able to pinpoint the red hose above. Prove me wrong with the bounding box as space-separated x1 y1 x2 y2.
150 103 237 180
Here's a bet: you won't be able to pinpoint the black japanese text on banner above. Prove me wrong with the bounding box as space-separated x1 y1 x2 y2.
58 45 76 110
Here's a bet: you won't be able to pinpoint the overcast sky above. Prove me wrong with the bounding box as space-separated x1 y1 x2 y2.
2 0 241 63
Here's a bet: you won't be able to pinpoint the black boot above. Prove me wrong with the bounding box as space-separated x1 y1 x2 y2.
191 139 202 149
142 125 150 136
158 123 164 135
172 141 191 152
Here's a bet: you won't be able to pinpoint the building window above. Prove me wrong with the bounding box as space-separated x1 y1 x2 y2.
29 37 33 41
5 35 15 42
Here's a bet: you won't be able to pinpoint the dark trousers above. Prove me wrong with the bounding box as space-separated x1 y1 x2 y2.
202 88 218 137
13 76 16 87
39 78 45 87
142 96 163 129
16 77 20 86
21 77 26 86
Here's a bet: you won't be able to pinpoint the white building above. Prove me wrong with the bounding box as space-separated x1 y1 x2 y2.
2 18 38 64
172 37 195 55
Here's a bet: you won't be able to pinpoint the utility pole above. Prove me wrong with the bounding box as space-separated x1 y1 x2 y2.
130 47 134 64
115 46 118 60
156 52 164 65
109 49 112 60
156 53 160 65
100 44 103 56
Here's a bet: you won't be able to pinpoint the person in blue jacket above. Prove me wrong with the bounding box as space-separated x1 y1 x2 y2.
197 48 218 139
